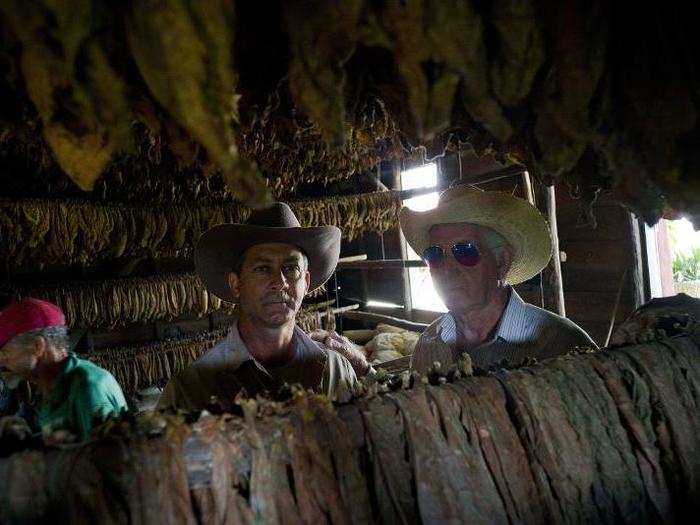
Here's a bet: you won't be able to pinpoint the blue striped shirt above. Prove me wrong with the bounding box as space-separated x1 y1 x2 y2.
410 288 597 372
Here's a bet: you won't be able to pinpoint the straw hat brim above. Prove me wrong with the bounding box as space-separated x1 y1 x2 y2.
195 224 341 303
399 189 552 285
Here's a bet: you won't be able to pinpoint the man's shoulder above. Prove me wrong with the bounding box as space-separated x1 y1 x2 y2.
158 335 242 410
164 339 229 390
69 356 120 390
418 313 450 338
199 335 236 362
67 357 126 407
516 300 597 348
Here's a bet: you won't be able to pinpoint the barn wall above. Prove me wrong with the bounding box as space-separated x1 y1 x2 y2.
555 189 643 345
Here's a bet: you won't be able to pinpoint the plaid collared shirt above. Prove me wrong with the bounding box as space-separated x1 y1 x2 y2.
410 288 597 372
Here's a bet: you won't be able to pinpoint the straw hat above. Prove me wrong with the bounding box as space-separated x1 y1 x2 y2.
399 186 551 285
195 203 341 302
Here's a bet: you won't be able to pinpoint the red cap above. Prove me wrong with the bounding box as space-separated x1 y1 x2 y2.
0 298 66 348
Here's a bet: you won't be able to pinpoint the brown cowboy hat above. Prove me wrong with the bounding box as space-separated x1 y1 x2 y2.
195 203 341 302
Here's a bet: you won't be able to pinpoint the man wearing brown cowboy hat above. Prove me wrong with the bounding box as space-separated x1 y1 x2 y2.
400 186 596 373
158 203 358 411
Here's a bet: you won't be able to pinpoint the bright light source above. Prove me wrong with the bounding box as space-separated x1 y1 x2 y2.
408 267 448 313
401 163 438 212
366 300 404 309
398 162 447 312
668 217 700 256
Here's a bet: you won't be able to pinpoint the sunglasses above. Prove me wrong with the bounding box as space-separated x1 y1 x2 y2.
422 242 481 269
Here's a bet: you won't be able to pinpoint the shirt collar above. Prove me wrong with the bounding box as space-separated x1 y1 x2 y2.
224 320 320 369
438 286 525 346
492 287 529 343
44 352 79 407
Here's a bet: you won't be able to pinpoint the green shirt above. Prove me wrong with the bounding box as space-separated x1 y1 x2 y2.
37 353 127 440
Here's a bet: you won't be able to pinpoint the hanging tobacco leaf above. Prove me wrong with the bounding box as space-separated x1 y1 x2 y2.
126 0 272 208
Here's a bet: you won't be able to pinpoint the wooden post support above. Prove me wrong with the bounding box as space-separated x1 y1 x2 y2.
547 185 566 317
319 304 360 318
394 158 414 318
522 171 536 205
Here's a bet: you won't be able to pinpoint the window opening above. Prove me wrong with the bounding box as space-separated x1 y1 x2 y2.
645 217 700 298
400 163 448 312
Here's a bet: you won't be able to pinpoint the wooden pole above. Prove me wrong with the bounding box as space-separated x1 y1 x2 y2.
338 254 368 263
522 171 536 206
319 303 360 319
394 158 414 318
547 185 566 317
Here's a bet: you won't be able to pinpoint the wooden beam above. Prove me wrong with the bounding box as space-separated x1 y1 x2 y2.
395 165 526 201
338 254 368 263
320 304 360 317
340 310 428 331
522 171 536 205
336 259 426 270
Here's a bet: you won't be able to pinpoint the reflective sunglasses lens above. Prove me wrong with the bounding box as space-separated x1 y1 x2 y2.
452 243 480 267
422 246 445 268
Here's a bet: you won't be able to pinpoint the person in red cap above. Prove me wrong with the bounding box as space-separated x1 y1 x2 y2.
0 298 127 441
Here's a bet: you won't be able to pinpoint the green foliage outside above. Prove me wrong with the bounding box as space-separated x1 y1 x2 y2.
673 246 700 282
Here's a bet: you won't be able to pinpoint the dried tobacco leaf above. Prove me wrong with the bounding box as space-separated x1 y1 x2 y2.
0 0 131 190
433 0 512 143
533 0 610 178
284 0 364 148
126 0 272 208
488 0 545 108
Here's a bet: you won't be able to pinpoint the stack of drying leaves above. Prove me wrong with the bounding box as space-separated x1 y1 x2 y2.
0 199 248 268
89 329 225 394
2 274 231 329
2 335 699 521
3 273 327 330
1 0 696 222
0 192 401 269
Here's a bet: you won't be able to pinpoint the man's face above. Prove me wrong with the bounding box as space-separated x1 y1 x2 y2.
427 223 506 313
228 243 311 328
0 335 41 388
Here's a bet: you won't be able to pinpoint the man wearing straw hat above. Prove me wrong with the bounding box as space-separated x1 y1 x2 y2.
158 203 358 411
400 187 596 373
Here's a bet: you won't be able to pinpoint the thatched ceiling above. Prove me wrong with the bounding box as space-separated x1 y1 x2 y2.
0 1 698 224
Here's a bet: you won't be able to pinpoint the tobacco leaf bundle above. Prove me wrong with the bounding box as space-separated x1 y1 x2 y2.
239 95 401 197
89 329 226 394
531 0 610 179
2 274 233 329
488 0 545 108
291 190 402 242
0 0 131 191
0 198 249 268
283 0 363 148
2 336 699 522
3 274 328 330
125 0 271 208
0 192 401 269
